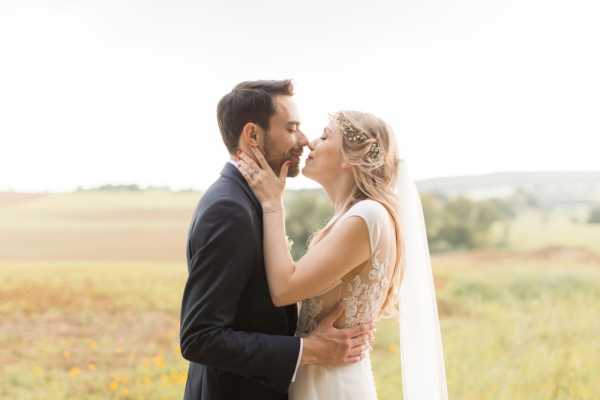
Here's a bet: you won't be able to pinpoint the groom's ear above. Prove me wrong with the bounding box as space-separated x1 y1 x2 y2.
240 122 261 148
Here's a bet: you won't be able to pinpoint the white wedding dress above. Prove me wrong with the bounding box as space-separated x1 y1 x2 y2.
290 199 396 400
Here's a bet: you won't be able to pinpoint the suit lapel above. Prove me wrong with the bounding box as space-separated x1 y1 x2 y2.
221 162 299 332
221 163 262 214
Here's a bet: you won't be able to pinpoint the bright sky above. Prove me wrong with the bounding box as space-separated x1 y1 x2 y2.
1 0 598 192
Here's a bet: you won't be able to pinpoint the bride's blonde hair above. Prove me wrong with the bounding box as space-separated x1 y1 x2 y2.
308 111 403 318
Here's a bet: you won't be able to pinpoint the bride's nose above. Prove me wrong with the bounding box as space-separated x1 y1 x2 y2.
308 139 317 150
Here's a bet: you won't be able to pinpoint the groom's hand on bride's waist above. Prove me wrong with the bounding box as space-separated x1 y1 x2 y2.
300 303 375 367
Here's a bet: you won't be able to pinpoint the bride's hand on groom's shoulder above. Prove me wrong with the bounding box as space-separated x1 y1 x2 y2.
300 303 375 368
236 147 289 213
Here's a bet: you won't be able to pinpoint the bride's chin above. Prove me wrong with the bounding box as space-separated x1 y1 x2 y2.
301 167 320 184
301 166 313 179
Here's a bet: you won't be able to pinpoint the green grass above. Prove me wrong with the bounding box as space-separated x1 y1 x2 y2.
2 192 600 399
0 262 185 400
1 257 599 400
373 257 600 400
506 210 600 252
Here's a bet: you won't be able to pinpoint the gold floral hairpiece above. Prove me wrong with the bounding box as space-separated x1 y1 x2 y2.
335 113 383 165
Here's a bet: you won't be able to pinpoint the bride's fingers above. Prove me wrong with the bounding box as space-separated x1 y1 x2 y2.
238 158 259 178
239 152 260 171
237 161 256 182
237 164 251 181
250 146 270 170
279 161 290 182
238 168 250 182
236 159 249 174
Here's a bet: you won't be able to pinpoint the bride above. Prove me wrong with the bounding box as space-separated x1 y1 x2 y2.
236 111 448 400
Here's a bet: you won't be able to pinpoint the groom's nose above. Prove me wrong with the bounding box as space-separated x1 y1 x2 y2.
296 129 309 147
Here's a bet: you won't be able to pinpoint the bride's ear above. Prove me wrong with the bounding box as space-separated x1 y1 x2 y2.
241 122 262 148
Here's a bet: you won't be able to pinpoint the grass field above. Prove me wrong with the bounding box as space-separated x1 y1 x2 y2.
1 192 600 399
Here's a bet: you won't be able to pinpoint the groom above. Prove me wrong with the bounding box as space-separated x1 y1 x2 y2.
180 80 373 400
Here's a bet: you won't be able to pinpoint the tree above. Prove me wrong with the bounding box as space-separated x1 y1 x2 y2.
284 190 333 259
588 206 600 224
421 193 447 251
421 195 511 251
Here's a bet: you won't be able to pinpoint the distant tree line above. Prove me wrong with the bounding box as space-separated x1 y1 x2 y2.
75 184 198 192
80 184 143 192
284 190 516 258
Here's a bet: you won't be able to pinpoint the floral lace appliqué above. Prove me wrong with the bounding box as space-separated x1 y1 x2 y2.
342 258 390 327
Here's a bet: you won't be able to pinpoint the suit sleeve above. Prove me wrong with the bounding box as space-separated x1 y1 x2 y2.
180 199 301 393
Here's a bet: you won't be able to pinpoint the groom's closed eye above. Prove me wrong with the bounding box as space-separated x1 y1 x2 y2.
287 122 300 131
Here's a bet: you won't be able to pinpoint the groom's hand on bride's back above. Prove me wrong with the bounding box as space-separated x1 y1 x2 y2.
300 303 375 367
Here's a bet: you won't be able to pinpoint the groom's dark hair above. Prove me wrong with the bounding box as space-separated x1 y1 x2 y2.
217 79 294 154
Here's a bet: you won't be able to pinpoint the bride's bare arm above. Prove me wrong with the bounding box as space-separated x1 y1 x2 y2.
236 148 371 306
262 209 370 306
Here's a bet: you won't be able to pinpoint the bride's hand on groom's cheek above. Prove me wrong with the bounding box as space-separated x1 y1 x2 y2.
236 149 289 211
300 303 375 368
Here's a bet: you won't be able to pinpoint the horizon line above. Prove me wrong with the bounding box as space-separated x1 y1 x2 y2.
2 169 600 194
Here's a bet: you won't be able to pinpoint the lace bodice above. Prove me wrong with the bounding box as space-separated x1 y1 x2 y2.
296 200 397 336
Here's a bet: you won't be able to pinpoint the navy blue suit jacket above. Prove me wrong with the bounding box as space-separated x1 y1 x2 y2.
180 163 300 400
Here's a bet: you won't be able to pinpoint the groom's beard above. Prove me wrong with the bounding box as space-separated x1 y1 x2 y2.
284 147 303 177
270 148 302 177
262 141 303 178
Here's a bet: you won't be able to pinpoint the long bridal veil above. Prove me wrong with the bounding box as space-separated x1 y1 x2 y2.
396 161 449 400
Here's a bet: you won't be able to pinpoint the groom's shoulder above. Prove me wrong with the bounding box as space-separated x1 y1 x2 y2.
188 195 253 244
200 175 250 208
193 178 253 224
